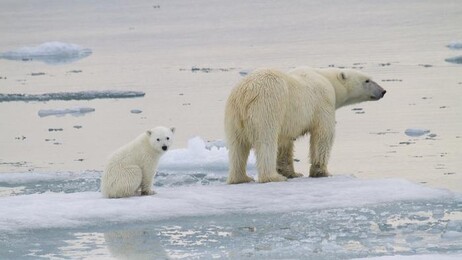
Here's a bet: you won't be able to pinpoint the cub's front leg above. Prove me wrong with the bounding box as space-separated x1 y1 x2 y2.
140 168 156 196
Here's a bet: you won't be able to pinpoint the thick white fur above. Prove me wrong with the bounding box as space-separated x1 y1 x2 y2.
101 126 175 198
225 67 385 184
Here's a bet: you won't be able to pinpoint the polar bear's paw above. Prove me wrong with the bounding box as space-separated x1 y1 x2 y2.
309 165 330 178
279 170 304 178
258 173 287 183
227 175 255 184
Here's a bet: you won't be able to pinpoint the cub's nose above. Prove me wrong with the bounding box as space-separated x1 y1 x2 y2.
382 90 387 97
162 145 168 151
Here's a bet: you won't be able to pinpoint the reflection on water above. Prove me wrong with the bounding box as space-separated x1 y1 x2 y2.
2 199 460 259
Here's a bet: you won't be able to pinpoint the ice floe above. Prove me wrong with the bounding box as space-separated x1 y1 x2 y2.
0 90 145 102
0 175 454 232
447 41 462 50
0 41 92 64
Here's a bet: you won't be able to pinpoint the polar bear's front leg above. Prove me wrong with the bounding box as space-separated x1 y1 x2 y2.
309 114 335 178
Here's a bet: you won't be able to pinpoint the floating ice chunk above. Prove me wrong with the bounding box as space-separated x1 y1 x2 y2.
239 69 252 76
38 107 95 117
445 55 462 64
404 128 430 137
130 109 143 114
447 41 462 49
159 136 256 171
0 90 145 102
0 41 92 64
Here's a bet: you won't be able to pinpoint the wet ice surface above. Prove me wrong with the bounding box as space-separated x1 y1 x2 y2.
0 42 92 64
0 170 461 259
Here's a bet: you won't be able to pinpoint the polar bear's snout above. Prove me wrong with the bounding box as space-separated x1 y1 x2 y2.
369 81 386 100
162 145 168 151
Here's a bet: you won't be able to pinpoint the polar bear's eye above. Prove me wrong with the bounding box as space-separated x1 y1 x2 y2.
166 137 170 140
365 79 370 83
156 138 160 142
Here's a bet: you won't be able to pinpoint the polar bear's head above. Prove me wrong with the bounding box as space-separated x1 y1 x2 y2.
337 69 386 106
146 126 175 153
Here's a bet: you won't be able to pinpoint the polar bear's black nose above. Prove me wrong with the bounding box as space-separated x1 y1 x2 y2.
162 145 168 151
381 90 387 97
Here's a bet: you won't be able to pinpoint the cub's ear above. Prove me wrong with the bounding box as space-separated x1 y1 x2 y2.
146 130 152 136
170 127 176 134
338 71 347 81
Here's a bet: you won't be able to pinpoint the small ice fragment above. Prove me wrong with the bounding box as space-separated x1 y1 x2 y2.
205 140 226 150
447 41 462 49
0 41 92 65
404 128 430 137
38 107 95 117
445 55 462 64
239 69 252 76
130 109 142 114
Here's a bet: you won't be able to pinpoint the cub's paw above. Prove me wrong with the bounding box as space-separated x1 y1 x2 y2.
141 190 156 196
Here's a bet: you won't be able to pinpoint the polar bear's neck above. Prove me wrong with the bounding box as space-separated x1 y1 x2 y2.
331 82 349 109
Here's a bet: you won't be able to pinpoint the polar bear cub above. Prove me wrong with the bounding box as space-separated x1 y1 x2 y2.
101 126 175 198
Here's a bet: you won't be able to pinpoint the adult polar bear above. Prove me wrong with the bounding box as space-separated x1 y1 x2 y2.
225 67 386 184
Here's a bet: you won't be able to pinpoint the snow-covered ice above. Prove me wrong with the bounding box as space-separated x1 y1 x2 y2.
0 41 92 64
159 136 256 171
38 107 95 117
1 175 454 232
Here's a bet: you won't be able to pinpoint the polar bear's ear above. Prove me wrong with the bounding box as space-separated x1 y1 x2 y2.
338 71 347 81
170 127 176 134
146 130 152 136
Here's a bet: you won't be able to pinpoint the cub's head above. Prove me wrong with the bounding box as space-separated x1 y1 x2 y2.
146 126 175 153
337 69 386 105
